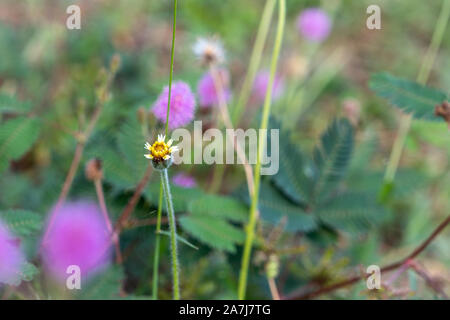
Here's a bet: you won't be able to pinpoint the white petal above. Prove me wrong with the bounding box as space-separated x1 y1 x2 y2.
145 142 151 149
144 154 153 159
167 139 173 147
163 155 170 160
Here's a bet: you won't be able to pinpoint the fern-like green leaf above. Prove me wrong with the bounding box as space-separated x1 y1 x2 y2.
312 118 353 201
0 117 41 173
188 194 247 222
0 209 43 236
116 115 147 177
258 182 317 233
316 192 387 234
270 125 313 205
369 73 447 120
179 215 245 253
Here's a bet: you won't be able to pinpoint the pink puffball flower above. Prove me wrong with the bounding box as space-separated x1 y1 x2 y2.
252 70 284 103
172 172 197 188
0 221 24 285
197 69 231 108
151 81 196 130
41 201 112 281
296 8 332 43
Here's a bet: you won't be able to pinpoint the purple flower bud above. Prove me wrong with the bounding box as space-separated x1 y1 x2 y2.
297 8 332 43
152 81 196 129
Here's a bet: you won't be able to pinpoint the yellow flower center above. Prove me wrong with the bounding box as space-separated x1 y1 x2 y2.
150 141 170 161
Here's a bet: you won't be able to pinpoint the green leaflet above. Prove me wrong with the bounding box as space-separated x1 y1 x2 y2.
188 194 248 223
179 215 245 253
369 72 448 120
145 183 203 212
158 230 199 250
312 118 354 202
0 94 32 114
0 209 43 236
0 117 41 174
77 266 125 300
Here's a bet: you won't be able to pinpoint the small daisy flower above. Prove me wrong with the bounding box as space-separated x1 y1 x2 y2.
41 201 112 282
252 70 285 103
172 172 197 188
145 134 179 170
0 221 25 285
296 8 332 43
151 81 196 130
197 69 231 108
192 36 226 66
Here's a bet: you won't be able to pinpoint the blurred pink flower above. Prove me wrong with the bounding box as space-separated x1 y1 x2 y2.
197 69 231 108
152 81 196 129
252 70 284 103
172 172 197 188
41 201 112 281
0 222 24 285
296 8 332 42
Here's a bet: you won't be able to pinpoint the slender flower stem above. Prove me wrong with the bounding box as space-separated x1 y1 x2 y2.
164 0 178 138
161 169 180 300
238 0 285 300
152 0 178 300
381 0 450 192
94 178 123 264
152 184 164 300
232 0 277 126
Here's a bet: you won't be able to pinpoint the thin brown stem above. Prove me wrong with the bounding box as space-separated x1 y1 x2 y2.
209 65 255 197
94 178 123 264
267 277 280 300
41 60 118 245
284 215 450 299
114 165 153 233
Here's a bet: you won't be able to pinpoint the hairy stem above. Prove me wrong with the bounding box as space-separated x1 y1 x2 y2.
238 0 285 300
151 183 164 300
382 0 450 191
232 0 277 125
161 169 180 300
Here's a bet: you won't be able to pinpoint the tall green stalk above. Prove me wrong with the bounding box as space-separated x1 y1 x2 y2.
151 0 179 300
231 0 277 126
238 0 285 300
381 0 450 198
